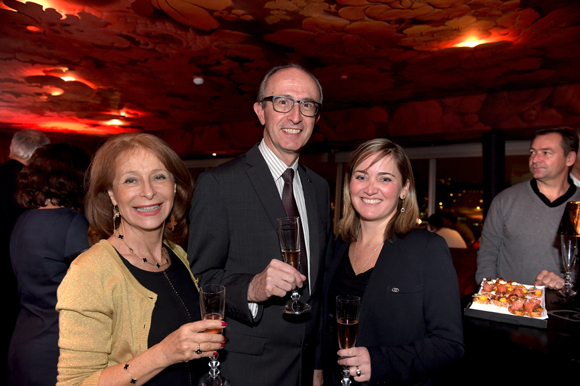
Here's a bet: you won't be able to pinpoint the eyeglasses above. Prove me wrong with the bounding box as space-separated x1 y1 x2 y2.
261 96 321 117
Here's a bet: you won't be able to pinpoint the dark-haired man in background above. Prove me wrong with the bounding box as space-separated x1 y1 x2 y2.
476 127 580 288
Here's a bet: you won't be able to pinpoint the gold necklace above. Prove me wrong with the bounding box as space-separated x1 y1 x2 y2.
354 240 384 273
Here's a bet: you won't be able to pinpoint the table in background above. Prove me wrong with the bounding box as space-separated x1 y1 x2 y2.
435 289 580 384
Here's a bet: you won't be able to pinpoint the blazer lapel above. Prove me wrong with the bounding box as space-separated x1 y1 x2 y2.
298 165 320 296
245 145 287 238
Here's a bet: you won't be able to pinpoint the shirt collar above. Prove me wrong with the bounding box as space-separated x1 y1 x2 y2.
258 139 299 180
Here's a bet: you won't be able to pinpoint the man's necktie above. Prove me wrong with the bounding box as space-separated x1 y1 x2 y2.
282 168 308 281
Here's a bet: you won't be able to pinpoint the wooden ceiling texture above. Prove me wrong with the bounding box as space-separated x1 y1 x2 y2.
1 0 580 157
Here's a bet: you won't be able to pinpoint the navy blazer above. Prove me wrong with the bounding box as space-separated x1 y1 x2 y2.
189 144 333 386
320 230 465 385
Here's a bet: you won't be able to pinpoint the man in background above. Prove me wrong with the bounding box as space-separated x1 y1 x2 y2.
1 129 50 383
569 128 580 187
476 127 580 288
188 64 333 386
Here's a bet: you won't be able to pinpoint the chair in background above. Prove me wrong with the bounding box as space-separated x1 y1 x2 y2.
449 248 479 297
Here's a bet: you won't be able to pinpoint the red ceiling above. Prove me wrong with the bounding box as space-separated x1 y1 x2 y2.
1 0 580 156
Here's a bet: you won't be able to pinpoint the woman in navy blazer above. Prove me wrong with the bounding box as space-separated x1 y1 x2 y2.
317 139 464 386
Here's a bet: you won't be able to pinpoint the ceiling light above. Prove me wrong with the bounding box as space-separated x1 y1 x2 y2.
193 77 204 85
105 119 124 125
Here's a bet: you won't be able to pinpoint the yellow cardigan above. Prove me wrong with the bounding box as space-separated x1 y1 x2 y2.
56 239 196 386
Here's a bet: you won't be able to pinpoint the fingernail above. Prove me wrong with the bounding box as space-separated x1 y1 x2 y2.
221 322 227 327
223 337 227 342
213 352 218 356
221 343 225 348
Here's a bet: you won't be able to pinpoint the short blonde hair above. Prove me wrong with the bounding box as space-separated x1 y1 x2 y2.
338 138 419 242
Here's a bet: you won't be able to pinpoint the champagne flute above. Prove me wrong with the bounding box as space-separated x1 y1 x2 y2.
559 234 578 300
277 217 311 314
336 295 361 386
199 284 229 386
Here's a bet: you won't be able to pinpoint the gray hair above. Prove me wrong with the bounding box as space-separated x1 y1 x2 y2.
256 63 323 104
10 129 50 160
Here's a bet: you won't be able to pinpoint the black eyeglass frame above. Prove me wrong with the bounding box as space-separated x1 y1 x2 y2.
261 96 322 117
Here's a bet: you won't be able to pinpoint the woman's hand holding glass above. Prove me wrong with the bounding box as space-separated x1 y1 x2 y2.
156 319 226 365
337 346 372 383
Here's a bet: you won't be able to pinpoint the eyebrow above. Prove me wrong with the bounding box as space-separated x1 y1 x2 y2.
529 146 556 152
353 169 396 177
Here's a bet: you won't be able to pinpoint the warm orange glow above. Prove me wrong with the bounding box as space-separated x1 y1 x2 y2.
58 75 97 89
455 38 486 48
26 26 42 32
443 30 514 50
48 87 64 96
37 120 139 135
0 114 139 136
104 119 124 126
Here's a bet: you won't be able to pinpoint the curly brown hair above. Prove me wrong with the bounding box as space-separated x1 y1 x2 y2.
16 143 90 210
85 133 194 245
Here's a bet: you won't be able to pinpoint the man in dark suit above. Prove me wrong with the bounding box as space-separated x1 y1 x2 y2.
1 129 49 384
188 64 333 386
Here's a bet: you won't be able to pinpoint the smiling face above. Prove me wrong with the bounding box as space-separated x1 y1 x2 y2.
529 132 575 184
107 148 176 237
350 154 410 227
253 67 321 166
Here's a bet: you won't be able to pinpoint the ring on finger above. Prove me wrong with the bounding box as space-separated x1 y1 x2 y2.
195 344 202 355
356 366 361 377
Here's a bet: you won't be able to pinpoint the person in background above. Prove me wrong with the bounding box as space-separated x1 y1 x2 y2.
56 133 225 386
8 143 90 386
476 127 580 288
569 127 580 187
441 211 476 247
427 213 467 249
188 64 333 386
318 138 464 386
1 129 49 384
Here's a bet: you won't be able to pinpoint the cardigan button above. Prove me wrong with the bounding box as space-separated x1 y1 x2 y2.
391 287 399 293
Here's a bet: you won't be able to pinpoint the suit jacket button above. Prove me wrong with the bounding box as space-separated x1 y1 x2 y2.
392 287 399 293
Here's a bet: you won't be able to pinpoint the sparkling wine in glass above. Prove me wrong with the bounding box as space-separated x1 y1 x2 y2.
277 217 311 314
336 295 361 386
199 284 229 386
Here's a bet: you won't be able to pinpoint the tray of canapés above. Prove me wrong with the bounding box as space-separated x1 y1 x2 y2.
465 278 548 327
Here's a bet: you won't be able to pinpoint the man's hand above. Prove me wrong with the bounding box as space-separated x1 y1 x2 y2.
535 269 565 289
247 259 305 302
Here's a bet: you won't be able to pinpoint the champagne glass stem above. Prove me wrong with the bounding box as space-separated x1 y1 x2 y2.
341 366 351 386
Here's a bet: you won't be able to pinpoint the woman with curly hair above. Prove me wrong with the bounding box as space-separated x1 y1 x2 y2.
9 143 91 386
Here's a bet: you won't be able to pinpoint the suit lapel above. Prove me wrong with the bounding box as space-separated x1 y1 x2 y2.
245 145 287 238
298 165 320 295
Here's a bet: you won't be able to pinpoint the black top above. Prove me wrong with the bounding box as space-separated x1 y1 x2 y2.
327 246 374 386
121 247 204 386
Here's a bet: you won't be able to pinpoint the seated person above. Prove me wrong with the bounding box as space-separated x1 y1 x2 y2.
427 213 467 248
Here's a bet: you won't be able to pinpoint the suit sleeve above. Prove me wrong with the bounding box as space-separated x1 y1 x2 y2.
476 195 505 283
188 171 259 323
368 236 465 385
